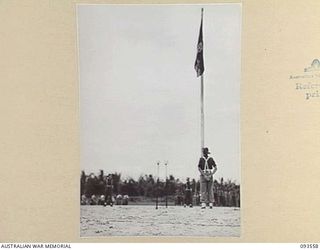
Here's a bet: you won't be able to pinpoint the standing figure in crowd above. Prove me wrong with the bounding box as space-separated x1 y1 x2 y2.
213 181 219 206
198 147 217 209
184 177 193 207
105 174 114 206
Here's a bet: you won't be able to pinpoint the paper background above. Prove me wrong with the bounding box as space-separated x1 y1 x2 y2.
1 0 320 242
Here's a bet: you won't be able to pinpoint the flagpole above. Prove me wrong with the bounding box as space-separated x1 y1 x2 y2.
200 8 204 156
195 8 205 156
201 74 204 155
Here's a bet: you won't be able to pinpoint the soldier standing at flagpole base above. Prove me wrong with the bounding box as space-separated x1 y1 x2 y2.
198 147 217 209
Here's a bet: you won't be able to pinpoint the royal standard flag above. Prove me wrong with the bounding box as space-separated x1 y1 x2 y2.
194 9 204 77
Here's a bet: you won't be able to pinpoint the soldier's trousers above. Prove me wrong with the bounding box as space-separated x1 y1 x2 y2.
200 175 214 204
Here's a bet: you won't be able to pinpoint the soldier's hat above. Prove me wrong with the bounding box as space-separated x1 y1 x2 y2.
202 147 211 154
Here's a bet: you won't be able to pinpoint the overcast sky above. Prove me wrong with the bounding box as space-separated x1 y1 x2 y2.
78 4 241 183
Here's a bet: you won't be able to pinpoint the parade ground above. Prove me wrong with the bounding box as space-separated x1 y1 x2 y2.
80 205 240 237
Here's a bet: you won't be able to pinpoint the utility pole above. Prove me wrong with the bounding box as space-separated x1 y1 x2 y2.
164 161 168 208
156 161 160 209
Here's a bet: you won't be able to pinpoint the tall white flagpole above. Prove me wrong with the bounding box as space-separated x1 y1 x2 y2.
201 73 204 155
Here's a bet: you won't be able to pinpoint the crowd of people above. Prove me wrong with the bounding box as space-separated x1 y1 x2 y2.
81 194 129 206
80 170 240 207
175 178 240 207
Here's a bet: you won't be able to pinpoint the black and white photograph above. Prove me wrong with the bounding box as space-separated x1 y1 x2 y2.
78 4 241 237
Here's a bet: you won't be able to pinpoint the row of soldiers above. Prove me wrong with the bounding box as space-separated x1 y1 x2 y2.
81 194 129 206
81 173 118 206
81 172 240 207
176 178 240 207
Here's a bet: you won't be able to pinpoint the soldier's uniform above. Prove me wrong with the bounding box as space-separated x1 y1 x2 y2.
198 148 217 209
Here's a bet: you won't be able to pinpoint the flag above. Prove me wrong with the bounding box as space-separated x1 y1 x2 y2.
194 8 204 77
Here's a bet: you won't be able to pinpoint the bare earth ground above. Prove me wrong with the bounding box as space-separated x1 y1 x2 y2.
80 205 240 237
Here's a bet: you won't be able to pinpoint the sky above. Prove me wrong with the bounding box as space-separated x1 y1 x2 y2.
78 4 241 183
